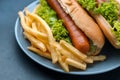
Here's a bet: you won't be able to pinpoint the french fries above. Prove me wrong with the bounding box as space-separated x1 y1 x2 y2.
28 46 51 59
65 58 87 70
18 8 106 72
60 40 87 60
56 48 69 72
18 11 48 44
23 32 47 52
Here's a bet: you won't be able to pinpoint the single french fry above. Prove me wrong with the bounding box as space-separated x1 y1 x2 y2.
60 40 87 60
28 46 51 59
23 32 47 52
84 57 93 64
65 58 87 70
89 55 106 61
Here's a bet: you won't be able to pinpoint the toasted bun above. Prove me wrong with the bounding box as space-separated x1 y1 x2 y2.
58 0 105 55
90 12 120 49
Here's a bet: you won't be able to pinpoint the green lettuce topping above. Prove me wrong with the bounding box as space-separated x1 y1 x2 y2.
112 21 120 45
36 0 71 43
95 0 119 26
77 0 96 11
89 40 96 53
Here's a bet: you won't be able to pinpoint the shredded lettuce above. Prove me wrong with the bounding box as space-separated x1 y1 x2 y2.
89 40 96 53
77 0 96 11
36 0 71 43
95 0 119 26
112 21 120 45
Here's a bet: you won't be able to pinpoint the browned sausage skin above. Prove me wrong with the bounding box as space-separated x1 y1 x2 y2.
46 0 90 53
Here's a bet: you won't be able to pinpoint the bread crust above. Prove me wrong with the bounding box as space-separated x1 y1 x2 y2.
58 0 105 55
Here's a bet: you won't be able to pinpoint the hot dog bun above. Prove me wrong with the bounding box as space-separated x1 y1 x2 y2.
58 0 105 55
90 12 120 49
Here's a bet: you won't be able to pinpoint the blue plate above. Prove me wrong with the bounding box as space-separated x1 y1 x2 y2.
15 0 120 75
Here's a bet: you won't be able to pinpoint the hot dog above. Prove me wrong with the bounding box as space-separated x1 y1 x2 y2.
76 0 120 48
36 0 105 55
46 0 90 53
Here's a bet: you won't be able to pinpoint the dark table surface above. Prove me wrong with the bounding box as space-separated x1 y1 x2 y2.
0 0 120 80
